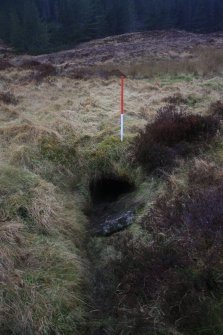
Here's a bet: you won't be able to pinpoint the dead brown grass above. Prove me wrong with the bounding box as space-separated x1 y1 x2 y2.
0 221 23 244
0 123 62 144
0 107 20 122
0 59 13 71
188 158 223 186
78 46 223 80
29 181 58 234
116 48 223 79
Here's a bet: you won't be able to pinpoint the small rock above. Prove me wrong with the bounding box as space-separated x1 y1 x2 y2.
96 210 134 236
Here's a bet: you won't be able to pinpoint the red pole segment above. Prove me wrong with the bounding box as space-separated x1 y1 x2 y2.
121 76 124 115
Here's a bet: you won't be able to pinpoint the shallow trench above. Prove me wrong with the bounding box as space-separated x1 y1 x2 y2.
85 173 137 334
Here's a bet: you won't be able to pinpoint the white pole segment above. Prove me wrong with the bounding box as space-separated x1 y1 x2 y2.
121 114 124 142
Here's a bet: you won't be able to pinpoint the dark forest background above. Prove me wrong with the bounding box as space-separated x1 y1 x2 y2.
0 0 223 54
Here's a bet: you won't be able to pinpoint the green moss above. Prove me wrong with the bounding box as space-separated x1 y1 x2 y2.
151 73 197 86
93 135 126 162
185 94 202 107
0 165 38 219
83 135 133 177
40 135 77 168
0 165 38 195
201 78 223 91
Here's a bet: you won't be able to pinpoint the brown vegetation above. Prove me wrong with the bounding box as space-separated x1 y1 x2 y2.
5 31 223 79
134 105 220 174
93 161 223 335
0 91 18 105
209 100 223 118
163 92 187 104
0 59 13 71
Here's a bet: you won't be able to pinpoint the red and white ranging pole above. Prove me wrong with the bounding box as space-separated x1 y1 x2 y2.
120 75 125 142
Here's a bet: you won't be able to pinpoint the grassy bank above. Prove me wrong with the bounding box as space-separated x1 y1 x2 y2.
1 38 223 334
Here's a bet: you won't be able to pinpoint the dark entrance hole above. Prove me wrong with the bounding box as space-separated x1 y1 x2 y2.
90 174 135 204
17 206 29 219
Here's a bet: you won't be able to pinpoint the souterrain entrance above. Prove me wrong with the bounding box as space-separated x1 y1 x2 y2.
89 173 135 204
88 173 136 236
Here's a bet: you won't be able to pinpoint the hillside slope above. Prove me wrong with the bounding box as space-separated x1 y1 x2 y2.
9 30 223 77
28 30 223 64
1 31 223 335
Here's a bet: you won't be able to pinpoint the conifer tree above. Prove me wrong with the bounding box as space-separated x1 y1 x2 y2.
21 0 48 52
9 8 24 51
0 0 223 54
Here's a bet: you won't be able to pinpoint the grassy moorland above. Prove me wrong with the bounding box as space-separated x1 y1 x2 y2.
1 31 223 334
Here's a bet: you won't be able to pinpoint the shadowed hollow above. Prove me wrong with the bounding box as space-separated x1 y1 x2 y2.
90 174 135 204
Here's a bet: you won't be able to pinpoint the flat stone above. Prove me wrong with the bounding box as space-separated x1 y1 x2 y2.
96 210 134 236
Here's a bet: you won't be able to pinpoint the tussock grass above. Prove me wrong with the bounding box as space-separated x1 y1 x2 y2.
0 165 87 334
0 123 62 144
2 235 85 334
0 165 56 234
0 107 20 122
